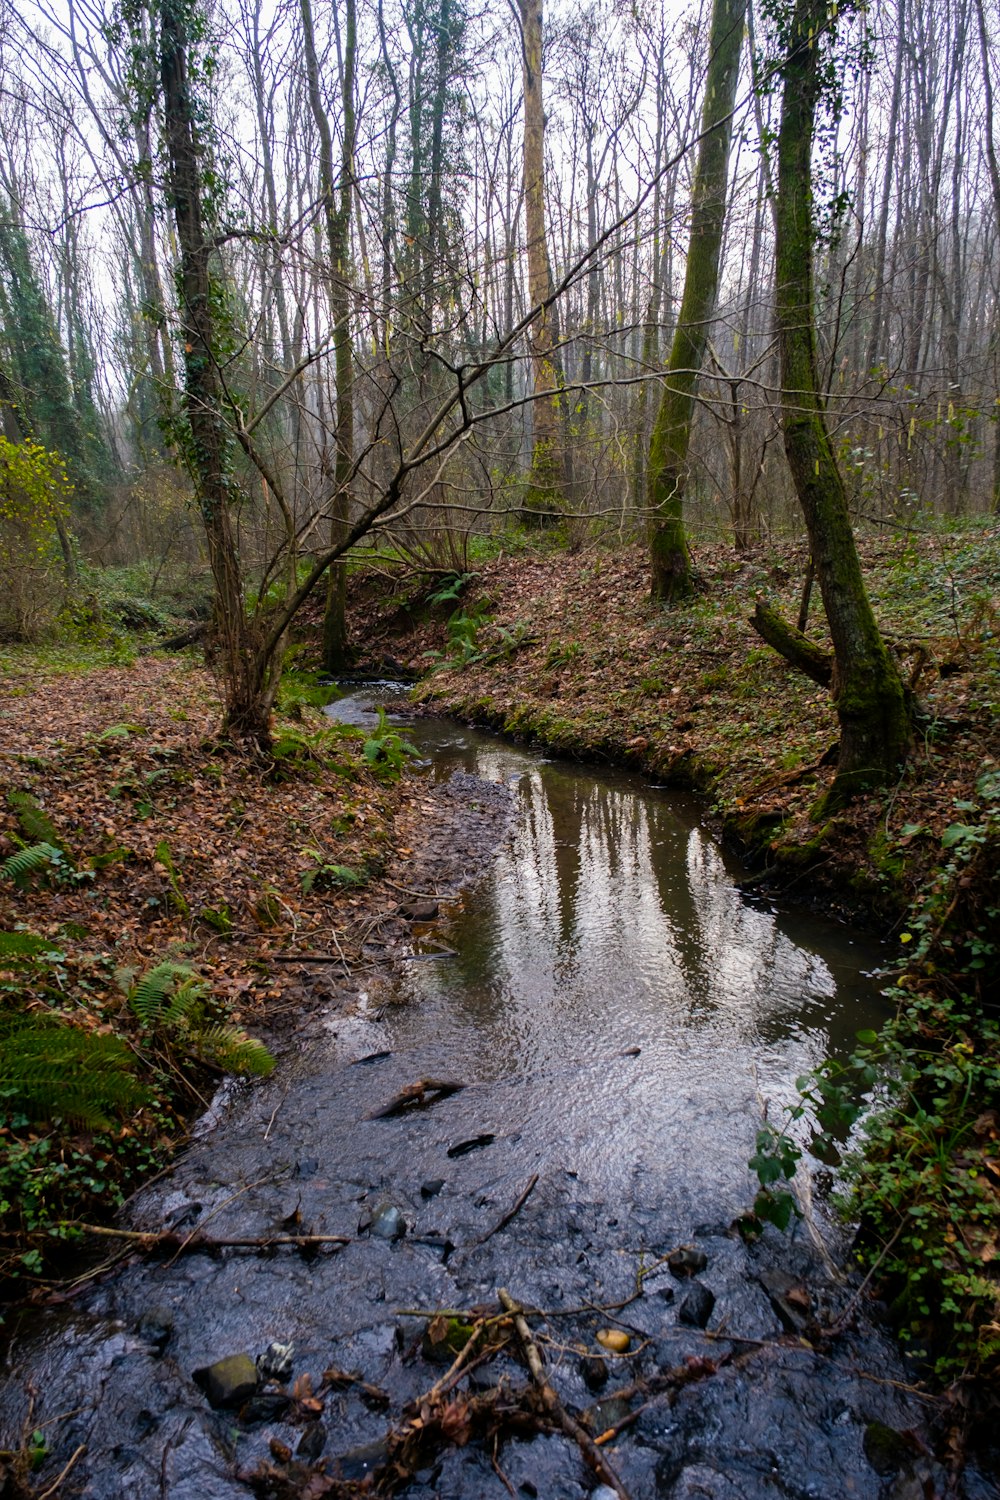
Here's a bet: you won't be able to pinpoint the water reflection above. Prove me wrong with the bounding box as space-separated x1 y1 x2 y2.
329 688 887 1221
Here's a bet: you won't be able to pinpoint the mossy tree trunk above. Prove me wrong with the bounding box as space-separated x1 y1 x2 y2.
160 0 277 749
647 0 745 601
518 0 564 524
775 0 910 804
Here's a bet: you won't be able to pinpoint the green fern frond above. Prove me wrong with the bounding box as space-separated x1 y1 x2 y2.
7 791 61 848
129 961 202 1025
194 1024 275 1077
0 1015 146 1128
2 843 63 889
0 930 50 959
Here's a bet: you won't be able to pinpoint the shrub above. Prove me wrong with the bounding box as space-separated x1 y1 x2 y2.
0 438 74 641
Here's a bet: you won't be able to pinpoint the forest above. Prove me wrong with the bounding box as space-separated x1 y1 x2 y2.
0 0 998 1494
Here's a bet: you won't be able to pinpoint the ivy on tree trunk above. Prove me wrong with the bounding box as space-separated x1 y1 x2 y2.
774 0 910 806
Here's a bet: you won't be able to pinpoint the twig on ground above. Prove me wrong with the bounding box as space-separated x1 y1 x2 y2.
498 1288 631 1500
475 1174 539 1246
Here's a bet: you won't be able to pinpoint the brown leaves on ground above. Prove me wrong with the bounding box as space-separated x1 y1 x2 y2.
0 654 409 1035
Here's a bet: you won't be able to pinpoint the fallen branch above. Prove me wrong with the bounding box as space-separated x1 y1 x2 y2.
476 1174 539 1246
498 1288 631 1500
367 1078 467 1119
64 1223 351 1252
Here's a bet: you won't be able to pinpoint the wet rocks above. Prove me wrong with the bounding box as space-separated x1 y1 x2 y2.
420 1178 445 1198
398 898 439 921
256 1340 295 1383
296 1421 327 1461
193 1352 259 1408
668 1246 708 1278
678 1283 716 1328
240 1391 292 1426
368 1203 407 1240
136 1306 173 1354
579 1354 610 1392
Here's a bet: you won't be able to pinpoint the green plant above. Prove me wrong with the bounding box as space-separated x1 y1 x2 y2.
0 1013 146 1129
299 852 366 895
750 765 1000 1380
153 840 189 916
426 571 477 608
126 961 274 1077
544 639 583 669
362 708 419 782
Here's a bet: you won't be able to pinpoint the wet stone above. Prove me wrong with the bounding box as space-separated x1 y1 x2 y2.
579 1354 609 1392
136 1307 173 1354
864 1421 913 1476
668 1246 708 1278
421 1178 445 1198
193 1352 259 1409
678 1283 716 1328
369 1203 406 1240
336 1438 389 1481
587 1395 632 1433
240 1391 292 1426
296 1420 327 1460
256 1340 295 1382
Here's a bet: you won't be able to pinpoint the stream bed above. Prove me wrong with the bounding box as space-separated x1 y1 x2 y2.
1 687 991 1499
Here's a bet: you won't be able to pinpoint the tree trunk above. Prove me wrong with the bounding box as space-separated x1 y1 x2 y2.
300 0 356 673
518 0 563 523
774 0 910 806
647 0 745 601
159 0 274 748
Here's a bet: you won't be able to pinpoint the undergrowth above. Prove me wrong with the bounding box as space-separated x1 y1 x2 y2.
0 793 275 1289
752 764 1000 1383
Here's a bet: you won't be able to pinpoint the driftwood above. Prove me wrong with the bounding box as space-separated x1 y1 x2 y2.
366 1078 466 1119
749 600 834 688
66 1222 350 1253
498 1288 631 1500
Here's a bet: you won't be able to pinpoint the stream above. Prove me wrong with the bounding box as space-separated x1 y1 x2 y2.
1 686 992 1499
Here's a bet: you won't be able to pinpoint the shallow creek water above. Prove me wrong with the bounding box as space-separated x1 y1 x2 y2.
1 688 989 1499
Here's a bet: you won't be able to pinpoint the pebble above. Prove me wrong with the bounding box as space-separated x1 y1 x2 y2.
579 1354 609 1392
370 1203 406 1240
668 1246 708 1278
596 1328 630 1353
193 1352 259 1409
678 1283 716 1328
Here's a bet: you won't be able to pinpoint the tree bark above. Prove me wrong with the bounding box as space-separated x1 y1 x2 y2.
159 0 274 747
647 0 746 601
774 0 910 806
518 0 563 523
300 0 356 673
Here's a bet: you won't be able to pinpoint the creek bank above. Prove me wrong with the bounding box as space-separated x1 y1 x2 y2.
339 534 999 933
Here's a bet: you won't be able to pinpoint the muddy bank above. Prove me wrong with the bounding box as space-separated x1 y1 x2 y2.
2 687 994 1498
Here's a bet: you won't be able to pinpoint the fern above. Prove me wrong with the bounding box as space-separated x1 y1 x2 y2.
196 1024 275 1077
7 791 60 848
127 962 274 1078
0 1014 146 1128
2 843 63 889
129 961 203 1026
